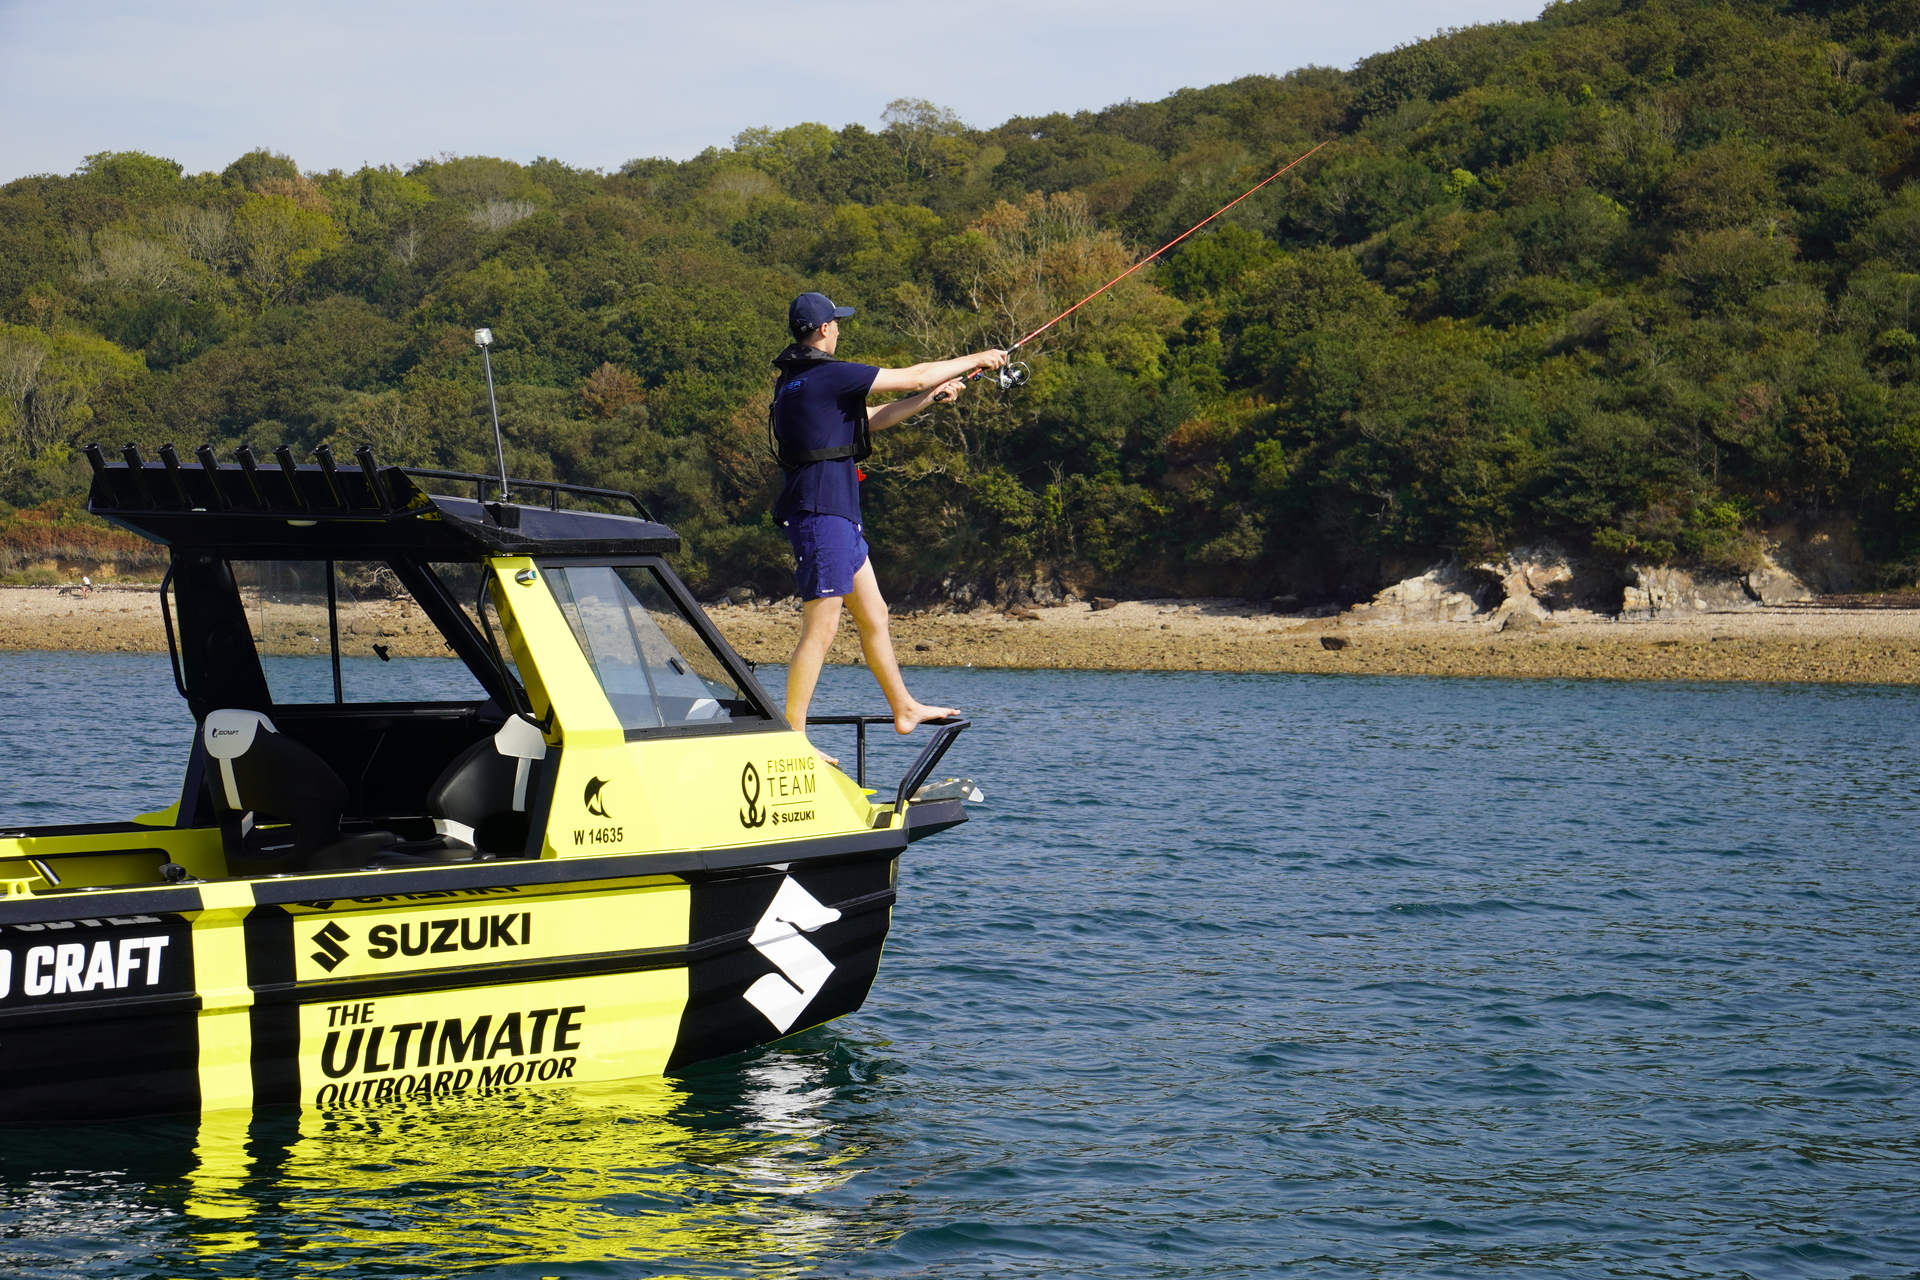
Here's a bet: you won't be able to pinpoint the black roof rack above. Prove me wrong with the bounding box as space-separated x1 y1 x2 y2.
84 443 681 557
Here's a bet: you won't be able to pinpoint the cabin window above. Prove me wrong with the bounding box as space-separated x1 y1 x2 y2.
427 561 523 690
543 564 762 730
230 559 487 705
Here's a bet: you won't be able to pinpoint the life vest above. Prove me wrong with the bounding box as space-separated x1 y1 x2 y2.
768 345 871 474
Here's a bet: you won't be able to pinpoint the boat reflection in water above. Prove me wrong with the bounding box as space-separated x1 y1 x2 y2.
147 1043 874 1275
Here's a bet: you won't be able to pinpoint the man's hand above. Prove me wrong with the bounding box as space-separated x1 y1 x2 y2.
871 347 1011 395
874 376 971 427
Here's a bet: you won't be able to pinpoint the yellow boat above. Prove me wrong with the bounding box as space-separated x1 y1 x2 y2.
0 443 973 1121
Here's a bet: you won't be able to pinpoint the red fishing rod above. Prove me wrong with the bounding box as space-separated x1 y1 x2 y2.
937 138 1332 399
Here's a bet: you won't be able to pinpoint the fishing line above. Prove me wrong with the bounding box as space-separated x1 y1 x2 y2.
936 137 1332 400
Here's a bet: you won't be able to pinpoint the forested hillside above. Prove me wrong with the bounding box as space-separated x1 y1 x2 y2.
3 0 1919 600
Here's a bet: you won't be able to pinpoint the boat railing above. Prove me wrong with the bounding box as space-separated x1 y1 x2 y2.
808 715 969 812
805 715 889 786
399 467 656 521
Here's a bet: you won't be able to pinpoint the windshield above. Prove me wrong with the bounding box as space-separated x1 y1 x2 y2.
543 564 764 731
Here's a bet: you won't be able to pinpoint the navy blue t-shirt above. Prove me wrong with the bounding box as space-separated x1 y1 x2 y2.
770 357 879 524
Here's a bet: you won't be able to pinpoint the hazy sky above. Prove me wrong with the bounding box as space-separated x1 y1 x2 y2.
0 0 1547 183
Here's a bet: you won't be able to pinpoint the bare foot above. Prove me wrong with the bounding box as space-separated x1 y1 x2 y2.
894 701 960 735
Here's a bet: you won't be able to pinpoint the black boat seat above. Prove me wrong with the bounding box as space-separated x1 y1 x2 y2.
201 710 401 872
369 713 549 865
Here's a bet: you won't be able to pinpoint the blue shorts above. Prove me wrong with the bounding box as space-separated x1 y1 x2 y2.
785 513 869 601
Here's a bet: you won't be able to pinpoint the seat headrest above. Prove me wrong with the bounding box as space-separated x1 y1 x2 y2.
492 713 548 761
204 709 278 760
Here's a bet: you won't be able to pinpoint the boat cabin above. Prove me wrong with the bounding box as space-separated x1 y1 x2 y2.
0 444 966 892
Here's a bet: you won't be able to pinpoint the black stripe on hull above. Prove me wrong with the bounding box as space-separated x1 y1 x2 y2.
0 815 934 928
0 1004 201 1123
667 858 896 1069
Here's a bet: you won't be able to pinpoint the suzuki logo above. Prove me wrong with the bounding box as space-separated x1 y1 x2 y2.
309 922 351 972
742 878 842 1033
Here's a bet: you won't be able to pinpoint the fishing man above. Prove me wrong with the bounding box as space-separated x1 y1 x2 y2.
771 291 1007 754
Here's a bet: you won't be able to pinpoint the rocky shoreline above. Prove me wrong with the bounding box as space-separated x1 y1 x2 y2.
9 584 1920 685
711 596 1920 684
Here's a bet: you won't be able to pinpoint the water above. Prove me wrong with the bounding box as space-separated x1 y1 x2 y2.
255 652 489 706
0 651 1916 1278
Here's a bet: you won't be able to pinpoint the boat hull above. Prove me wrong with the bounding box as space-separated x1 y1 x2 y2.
0 827 924 1122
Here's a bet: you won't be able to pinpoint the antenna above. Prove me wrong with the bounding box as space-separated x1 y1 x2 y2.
475 328 509 503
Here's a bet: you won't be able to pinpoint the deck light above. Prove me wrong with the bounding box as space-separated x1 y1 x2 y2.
475 328 509 503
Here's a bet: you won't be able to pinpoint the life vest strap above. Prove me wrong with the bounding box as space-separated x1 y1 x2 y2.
784 443 863 464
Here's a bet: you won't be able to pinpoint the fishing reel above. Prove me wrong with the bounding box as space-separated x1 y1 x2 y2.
934 357 1029 404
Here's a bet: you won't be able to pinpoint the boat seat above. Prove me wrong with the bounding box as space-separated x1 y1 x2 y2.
201 710 402 872
368 713 549 865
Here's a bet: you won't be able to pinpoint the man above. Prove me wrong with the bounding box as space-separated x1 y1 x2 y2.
771 291 1007 754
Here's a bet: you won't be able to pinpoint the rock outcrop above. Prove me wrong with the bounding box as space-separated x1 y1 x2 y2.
1474 546 1577 621
1769 517 1866 594
1337 517 1870 625
1618 553 1821 616
1744 552 1814 605
1619 565 1752 617
1341 562 1488 624
1347 546 1590 626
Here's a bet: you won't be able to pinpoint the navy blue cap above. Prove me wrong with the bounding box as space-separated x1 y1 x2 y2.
789 292 855 332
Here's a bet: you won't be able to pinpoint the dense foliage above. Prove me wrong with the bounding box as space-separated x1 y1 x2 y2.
4 0 1920 598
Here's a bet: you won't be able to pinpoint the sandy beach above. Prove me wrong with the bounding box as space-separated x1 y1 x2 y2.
6 585 1920 684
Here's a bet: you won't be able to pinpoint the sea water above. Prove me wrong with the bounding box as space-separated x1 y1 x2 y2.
0 651 1914 1278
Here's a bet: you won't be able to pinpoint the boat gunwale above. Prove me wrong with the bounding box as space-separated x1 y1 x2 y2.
0 823 919 926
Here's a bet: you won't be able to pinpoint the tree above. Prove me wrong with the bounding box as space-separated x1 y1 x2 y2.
882 99 971 187
0 324 144 480
231 193 343 303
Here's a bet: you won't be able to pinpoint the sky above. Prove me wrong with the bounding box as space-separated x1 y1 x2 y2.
0 0 1548 184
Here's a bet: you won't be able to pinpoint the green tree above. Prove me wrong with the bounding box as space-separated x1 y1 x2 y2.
0 324 144 481
231 193 343 303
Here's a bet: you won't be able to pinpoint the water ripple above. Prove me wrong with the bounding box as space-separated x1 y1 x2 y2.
0 657 1915 1277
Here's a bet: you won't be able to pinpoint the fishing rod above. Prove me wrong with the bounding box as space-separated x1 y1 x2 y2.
936 138 1333 400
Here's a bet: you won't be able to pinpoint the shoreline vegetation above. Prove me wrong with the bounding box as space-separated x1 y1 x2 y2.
3 0 1920 613
11 585 1920 684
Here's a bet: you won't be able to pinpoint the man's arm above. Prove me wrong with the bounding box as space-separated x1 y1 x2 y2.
869 378 967 431
868 348 1006 395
